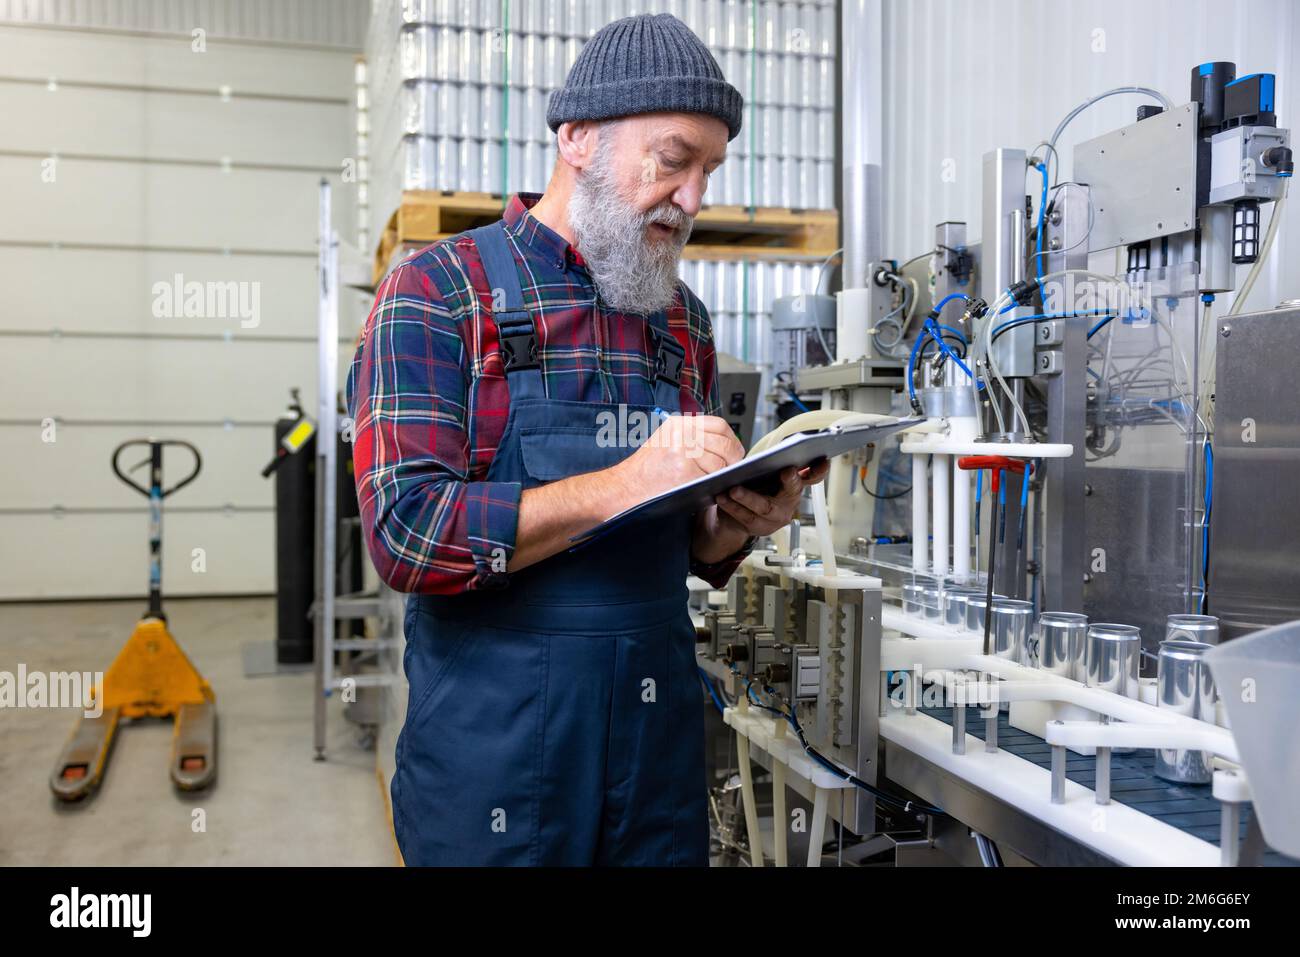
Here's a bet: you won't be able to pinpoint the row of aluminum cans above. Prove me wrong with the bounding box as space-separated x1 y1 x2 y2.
396 134 836 208
679 257 828 426
395 0 838 49
373 80 836 159
387 25 835 106
678 258 822 319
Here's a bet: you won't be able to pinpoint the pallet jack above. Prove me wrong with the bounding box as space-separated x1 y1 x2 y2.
50 439 218 800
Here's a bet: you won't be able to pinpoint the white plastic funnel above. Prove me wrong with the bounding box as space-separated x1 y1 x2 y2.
1205 621 1300 857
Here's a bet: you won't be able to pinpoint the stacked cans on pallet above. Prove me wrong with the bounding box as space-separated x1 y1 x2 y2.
365 0 838 241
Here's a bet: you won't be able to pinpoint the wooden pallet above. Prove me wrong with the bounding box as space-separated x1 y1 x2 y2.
683 204 839 262
373 190 506 283
374 190 839 282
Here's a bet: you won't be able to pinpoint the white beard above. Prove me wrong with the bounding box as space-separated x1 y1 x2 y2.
567 137 694 315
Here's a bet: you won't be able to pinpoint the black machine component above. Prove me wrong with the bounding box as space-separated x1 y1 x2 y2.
1263 145 1294 176
265 390 363 665
1191 62 1237 209
1126 241 1150 273
1188 62 1284 210
1232 200 1261 264
272 408 316 665
1190 61 1237 133
1223 72 1277 129
939 241 974 285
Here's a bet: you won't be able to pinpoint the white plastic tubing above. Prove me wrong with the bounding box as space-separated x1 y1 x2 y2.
746 409 897 576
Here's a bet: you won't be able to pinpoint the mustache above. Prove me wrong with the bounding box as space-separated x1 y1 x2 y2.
643 203 693 236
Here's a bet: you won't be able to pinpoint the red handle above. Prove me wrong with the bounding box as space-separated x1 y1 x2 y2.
958 455 1029 495
957 455 1027 473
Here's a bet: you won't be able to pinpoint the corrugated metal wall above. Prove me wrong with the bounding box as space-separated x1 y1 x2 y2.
0 0 368 48
880 0 1299 310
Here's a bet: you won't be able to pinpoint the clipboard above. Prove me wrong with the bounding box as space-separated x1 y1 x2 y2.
569 415 922 548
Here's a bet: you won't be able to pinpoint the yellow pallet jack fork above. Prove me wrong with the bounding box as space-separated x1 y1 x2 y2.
51 439 218 801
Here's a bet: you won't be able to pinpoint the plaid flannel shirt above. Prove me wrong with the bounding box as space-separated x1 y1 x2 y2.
347 192 751 595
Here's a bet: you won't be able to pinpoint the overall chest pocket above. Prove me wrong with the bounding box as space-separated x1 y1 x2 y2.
518 424 640 484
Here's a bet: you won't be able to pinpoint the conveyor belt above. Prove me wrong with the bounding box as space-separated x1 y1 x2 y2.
923 702 1298 867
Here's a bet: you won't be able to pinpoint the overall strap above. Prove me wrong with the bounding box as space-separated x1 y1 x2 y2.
644 308 686 411
468 221 543 400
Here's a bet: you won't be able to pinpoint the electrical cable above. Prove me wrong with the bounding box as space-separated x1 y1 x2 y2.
785 388 812 413
901 275 921 333
813 321 836 364
880 274 913 322
1086 315 1115 339
1201 439 1213 615
1033 162 1048 281
987 311 1114 344
814 246 843 295
862 479 912 499
924 318 975 379
1045 86 1174 185
897 248 938 272
731 673 944 819
906 325 928 406
1036 182 1097 259
918 333 968 361
775 372 814 413
778 701 944 817
977 270 1131 438
1029 140 1060 192
933 292 971 317
698 669 728 716
870 276 918 359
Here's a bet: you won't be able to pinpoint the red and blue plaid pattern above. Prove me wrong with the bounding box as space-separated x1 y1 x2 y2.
347 193 745 594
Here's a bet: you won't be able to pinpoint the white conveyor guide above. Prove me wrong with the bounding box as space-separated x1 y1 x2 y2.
878 604 1239 866
877 707 1221 866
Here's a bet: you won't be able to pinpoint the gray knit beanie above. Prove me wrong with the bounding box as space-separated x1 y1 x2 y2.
546 13 744 141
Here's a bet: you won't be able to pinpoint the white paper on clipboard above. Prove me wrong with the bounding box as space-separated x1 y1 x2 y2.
569 415 922 548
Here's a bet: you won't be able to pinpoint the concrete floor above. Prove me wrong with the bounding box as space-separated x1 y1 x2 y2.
0 597 397 866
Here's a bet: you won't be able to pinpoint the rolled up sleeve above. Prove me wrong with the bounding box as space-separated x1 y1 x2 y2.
347 261 521 594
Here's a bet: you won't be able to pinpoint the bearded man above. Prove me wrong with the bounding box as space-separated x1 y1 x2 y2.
348 12 828 866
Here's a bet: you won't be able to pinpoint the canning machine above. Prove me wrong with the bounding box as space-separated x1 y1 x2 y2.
698 58 1299 868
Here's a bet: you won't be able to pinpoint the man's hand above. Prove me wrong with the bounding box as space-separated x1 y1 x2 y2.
607 414 746 506
714 460 832 537
509 415 743 575
692 459 831 565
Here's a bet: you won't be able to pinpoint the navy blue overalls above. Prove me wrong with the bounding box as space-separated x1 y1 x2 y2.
391 221 709 866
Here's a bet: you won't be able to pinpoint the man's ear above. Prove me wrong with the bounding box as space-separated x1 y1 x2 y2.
556 120 601 170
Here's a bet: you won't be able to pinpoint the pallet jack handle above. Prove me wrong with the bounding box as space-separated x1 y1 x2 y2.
111 438 203 500
110 439 202 620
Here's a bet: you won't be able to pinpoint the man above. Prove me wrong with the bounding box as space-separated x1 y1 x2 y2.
348 13 828 866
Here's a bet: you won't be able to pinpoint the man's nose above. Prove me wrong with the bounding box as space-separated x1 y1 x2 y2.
670 172 708 217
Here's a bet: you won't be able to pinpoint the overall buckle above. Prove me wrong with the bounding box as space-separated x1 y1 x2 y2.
496 310 538 371
653 331 685 386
